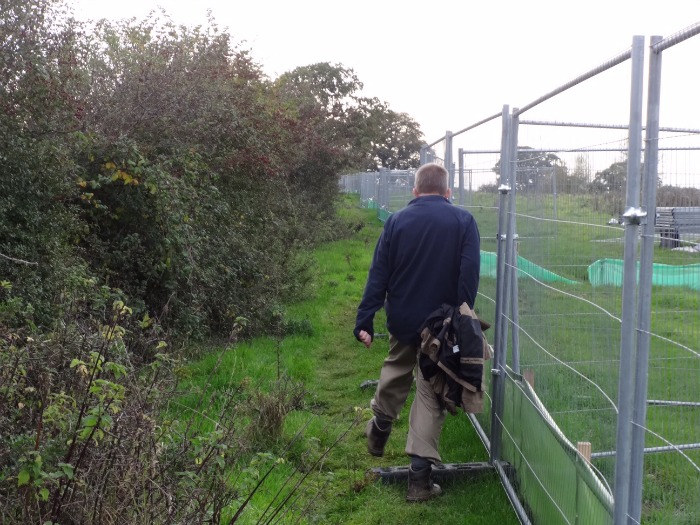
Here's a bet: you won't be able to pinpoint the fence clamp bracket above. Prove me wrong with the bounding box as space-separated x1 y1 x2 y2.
621 206 647 226
491 368 501 377
498 184 511 194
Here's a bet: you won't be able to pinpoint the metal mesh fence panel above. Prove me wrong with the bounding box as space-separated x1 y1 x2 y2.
341 25 700 525
341 169 415 218
500 125 630 524
453 116 504 459
631 28 700 524
491 29 700 523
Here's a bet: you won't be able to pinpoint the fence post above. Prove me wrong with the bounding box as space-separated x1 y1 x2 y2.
551 166 558 221
420 144 428 165
490 106 511 464
613 35 645 525
445 131 454 196
378 167 388 210
372 171 380 205
508 113 521 375
628 34 663 524
468 168 473 207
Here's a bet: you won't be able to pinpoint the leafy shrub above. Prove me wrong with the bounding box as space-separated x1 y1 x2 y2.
0 283 311 524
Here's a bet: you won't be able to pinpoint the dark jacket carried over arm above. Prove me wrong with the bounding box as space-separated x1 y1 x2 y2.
354 195 480 345
417 302 493 414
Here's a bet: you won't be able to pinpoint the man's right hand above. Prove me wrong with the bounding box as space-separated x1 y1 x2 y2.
358 329 372 349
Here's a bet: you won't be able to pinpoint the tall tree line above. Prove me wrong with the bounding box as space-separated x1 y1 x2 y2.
0 0 423 337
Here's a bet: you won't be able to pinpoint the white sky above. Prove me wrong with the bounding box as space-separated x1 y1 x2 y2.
71 0 700 185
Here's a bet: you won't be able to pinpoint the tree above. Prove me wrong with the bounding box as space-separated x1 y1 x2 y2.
275 62 363 119
371 109 422 169
565 154 592 194
348 99 422 170
274 62 361 225
76 13 332 335
275 63 423 173
589 160 627 194
274 61 423 227
589 160 634 216
492 147 567 192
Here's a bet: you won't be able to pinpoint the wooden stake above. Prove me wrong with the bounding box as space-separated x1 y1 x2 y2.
577 441 592 463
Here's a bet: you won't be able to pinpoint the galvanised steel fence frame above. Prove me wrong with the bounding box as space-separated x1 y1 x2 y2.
341 22 700 525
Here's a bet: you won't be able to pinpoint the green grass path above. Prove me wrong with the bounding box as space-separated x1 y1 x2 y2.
186 196 520 524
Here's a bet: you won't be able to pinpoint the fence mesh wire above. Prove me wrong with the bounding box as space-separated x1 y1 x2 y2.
341 25 699 525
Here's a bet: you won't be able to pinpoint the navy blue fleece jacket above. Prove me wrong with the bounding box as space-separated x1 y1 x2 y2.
354 195 480 345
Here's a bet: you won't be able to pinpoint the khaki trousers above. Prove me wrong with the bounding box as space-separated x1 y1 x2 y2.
370 335 446 463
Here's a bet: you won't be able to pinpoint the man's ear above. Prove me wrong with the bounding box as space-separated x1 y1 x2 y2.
412 188 419 197
445 188 452 199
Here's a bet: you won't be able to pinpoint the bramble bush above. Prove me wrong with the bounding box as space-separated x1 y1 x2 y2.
0 281 318 524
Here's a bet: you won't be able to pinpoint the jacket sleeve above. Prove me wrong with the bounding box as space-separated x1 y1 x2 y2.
354 219 393 342
458 215 481 309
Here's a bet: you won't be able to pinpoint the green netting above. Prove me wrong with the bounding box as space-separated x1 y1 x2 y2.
502 368 613 524
588 258 700 290
378 208 392 222
480 251 578 285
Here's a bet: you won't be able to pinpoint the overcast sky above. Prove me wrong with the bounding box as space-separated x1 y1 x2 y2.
71 0 700 184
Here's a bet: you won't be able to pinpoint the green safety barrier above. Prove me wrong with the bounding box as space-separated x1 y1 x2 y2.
480 252 579 285
377 208 392 223
502 368 614 524
588 258 700 291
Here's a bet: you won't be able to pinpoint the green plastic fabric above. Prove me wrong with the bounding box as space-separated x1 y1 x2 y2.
588 258 700 291
480 251 578 285
502 368 614 524
378 208 392 223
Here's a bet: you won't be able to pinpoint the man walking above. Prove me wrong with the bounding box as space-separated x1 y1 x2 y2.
354 162 481 501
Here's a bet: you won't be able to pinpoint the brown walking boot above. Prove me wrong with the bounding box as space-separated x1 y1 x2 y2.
406 466 442 502
365 417 391 457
